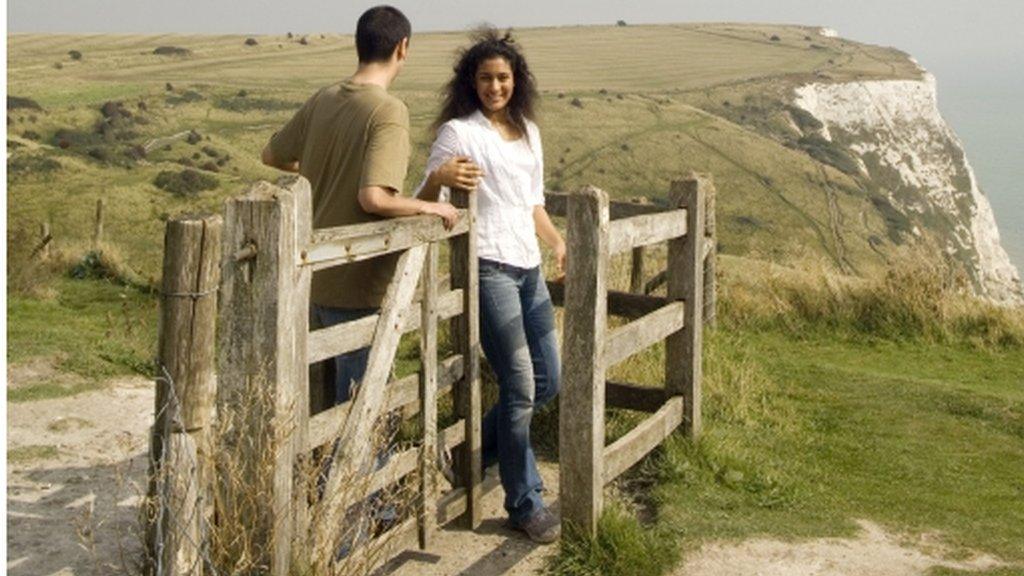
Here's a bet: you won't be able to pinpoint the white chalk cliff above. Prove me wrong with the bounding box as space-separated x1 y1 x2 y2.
793 74 1023 305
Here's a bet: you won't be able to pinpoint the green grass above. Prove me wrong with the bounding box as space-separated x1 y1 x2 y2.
8 444 60 464
6 276 157 400
550 327 1024 575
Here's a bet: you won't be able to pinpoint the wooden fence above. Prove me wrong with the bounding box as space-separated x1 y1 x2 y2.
149 173 715 573
543 176 715 534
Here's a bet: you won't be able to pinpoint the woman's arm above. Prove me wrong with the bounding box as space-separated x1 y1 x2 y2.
533 205 566 274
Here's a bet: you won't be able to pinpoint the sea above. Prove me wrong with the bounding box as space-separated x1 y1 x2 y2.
940 84 1024 274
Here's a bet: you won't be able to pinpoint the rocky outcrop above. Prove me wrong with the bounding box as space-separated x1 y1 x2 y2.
793 74 1023 305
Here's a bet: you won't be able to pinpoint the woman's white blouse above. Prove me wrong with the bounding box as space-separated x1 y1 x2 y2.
416 110 545 269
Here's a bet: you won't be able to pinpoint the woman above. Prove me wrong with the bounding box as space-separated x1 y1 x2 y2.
416 29 564 544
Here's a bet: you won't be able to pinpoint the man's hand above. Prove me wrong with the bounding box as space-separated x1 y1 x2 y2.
420 202 460 230
432 156 484 192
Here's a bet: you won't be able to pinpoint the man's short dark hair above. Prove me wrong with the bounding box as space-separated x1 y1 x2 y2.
356 6 411 63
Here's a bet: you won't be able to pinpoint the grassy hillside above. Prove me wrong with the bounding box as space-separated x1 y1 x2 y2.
8 24 921 282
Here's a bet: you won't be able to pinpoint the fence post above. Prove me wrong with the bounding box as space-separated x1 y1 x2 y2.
449 188 482 528
703 179 717 330
217 178 311 576
149 213 222 576
629 246 645 294
667 177 705 440
560 185 609 537
419 242 439 548
39 222 52 260
93 198 105 249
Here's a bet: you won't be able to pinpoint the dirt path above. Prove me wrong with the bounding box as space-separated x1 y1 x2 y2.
7 377 153 576
7 376 1010 576
5 375 560 575
676 519 1007 576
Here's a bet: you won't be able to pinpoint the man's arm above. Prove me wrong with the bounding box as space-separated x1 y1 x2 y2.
359 186 461 230
261 144 300 173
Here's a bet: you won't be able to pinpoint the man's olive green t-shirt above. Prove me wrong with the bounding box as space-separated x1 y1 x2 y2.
269 80 410 309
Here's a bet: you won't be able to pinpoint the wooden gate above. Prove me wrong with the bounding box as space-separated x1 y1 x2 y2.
217 176 485 575
150 174 714 573
544 177 714 535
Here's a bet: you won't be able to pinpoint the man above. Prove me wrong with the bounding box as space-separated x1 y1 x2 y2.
262 5 458 404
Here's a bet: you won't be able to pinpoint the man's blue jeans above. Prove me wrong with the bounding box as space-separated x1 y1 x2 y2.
311 305 377 404
478 259 561 525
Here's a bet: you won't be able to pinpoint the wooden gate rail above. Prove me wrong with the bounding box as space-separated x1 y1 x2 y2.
217 176 486 576
546 175 712 536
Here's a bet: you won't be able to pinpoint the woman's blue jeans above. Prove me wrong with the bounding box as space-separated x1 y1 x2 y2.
478 259 561 524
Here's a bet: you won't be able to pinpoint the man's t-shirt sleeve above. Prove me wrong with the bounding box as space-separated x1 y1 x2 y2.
268 92 317 163
361 99 411 195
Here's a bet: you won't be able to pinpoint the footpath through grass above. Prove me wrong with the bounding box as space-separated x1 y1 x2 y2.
550 326 1024 575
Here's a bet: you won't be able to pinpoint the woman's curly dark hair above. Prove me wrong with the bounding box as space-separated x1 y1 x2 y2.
433 28 539 140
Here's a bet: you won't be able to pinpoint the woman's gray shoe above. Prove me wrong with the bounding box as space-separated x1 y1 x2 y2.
511 507 561 544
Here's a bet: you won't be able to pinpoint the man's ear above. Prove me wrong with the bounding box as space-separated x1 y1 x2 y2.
395 37 409 63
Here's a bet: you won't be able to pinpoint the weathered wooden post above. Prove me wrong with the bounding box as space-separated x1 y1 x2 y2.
630 246 645 294
560 185 609 536
449 188 482 528
93 198 105 249
149 213 222 576
419 242 440 548
38 222 52 260
667 177 706 439
628 197 649 294
703 180 717 330
217 177 311 576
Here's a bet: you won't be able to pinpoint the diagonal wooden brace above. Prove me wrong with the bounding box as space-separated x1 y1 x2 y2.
311 243 428 561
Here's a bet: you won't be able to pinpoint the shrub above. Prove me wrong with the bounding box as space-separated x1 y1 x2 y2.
617 20 627 27
299 37 309 45
7 154 61 178
770 35 781 42
21 130 40 140
571 98 584 109
153 169 219 196
165 90 204 105
68 50 83 60
797 134 860 175
87 147 110 162
8 96 42 111
244 37 258 46
214 96 298 113
785 105 823 133
153 46 192 56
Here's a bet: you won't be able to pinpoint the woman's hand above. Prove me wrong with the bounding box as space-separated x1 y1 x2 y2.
553 239 567 274
431 156 484 192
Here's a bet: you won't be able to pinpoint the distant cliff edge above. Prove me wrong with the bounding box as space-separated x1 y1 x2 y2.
792 68 1023 305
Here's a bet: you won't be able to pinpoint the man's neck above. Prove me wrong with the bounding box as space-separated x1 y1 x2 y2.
350 62 396 90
